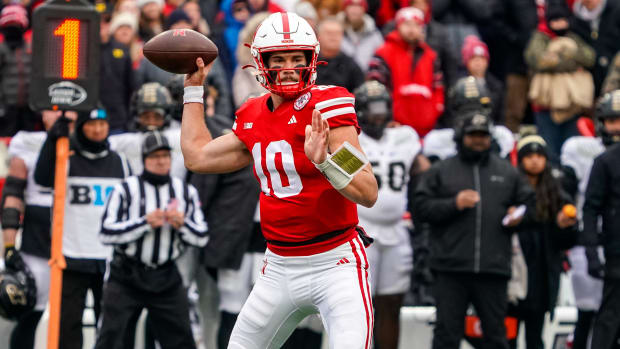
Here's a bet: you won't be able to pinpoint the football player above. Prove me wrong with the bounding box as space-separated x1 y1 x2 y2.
561 90 620 349
354 80 430 349
181 12 379 349
0 110 75 348
108 82 187 179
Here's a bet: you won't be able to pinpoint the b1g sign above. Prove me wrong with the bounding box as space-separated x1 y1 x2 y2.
29 0 100 111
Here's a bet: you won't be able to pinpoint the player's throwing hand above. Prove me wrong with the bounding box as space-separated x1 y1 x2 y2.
184 58 213 87
304 109 329 164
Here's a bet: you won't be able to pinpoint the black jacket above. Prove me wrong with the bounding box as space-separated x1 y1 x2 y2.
316 52 365 93
100 40 135 131
583 143 620 273
567 0 620 95
517 189 577 313
414 153 534 277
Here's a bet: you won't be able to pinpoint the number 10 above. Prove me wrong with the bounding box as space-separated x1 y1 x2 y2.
54 19 80 79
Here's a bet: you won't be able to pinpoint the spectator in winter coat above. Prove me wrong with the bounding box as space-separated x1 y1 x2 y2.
525 5 596 161
232 12 270 109
414 111 534 349
488 0 538 132
566 0 620 96
0 5 38 136
137 0 164 42
368 7 444 137
461 35 504 125
515 135 577 349
183 0 211 36
411 0 459 89
100 12 137 133
218 0 250 78
339 0 384 72
315 17 365 93
294 1 319 29
432 0 493 76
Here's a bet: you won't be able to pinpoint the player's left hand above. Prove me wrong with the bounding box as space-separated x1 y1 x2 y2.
305 109 329 164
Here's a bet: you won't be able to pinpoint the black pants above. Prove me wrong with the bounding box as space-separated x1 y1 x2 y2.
59 269 104 349
94 262 196 349
517 310 545 349
432 272 509 349
10 310 43 349
591 278 620 349
572 310 595 349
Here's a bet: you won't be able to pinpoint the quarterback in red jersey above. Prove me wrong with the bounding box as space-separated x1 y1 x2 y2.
181 11 378 349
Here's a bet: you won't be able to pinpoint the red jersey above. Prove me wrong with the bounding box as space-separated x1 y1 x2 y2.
233 85 361 256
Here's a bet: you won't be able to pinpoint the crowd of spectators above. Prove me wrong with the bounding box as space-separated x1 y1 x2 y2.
2 0 620 348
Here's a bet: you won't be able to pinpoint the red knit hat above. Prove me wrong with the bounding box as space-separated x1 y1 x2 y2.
395 7 424 26
461 35 489 65
0 5 28 29
342 0 368 11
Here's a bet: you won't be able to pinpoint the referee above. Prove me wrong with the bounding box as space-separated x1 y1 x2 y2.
94 131 208 349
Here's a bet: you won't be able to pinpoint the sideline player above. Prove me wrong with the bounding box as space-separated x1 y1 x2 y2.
1 110 75 348
181 12 378 349
354 80 430 349
561 90 620 349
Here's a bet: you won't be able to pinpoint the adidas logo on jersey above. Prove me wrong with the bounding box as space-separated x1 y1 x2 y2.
288 115 297 124
336 258 350 265
244 122 253 129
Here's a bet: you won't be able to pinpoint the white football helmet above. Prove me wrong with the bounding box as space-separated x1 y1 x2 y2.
248 12 320 99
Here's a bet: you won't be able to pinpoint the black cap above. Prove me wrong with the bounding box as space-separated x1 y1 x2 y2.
142 131 172 158
461 112 491 135
76 108 108 130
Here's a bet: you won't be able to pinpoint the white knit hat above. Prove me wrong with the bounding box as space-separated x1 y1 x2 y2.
109 12 138 34
138 0 164 9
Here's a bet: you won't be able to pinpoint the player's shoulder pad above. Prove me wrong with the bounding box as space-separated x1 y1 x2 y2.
236 94 268 119
8 131 46 158
423 128 456 158
561 136 603 160
492 125 515 158
388 125 420 146
310 85 354 107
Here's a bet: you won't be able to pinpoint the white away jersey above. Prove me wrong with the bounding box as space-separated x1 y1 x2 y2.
8 131 52 207
560 136 605 212
358 126 420 244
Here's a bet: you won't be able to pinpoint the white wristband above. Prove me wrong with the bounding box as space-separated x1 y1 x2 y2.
315 142 368 190
184 86 204 104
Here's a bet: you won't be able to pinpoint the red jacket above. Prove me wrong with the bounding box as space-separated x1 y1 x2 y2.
372 31 444 136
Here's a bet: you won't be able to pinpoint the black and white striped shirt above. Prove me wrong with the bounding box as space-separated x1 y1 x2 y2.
100 175 208 266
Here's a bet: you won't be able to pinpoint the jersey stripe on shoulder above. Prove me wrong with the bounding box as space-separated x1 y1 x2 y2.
321 106 356 119
315 97 355 111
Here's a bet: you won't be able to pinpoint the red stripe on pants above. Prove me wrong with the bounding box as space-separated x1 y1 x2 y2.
350 239 372 349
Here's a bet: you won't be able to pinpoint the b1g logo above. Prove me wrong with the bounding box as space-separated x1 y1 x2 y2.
69 184 114 206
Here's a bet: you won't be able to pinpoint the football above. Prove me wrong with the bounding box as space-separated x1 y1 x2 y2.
143 29 219 74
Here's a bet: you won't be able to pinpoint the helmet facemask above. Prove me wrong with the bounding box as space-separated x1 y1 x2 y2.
359 100 392 140
251 47 319 100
